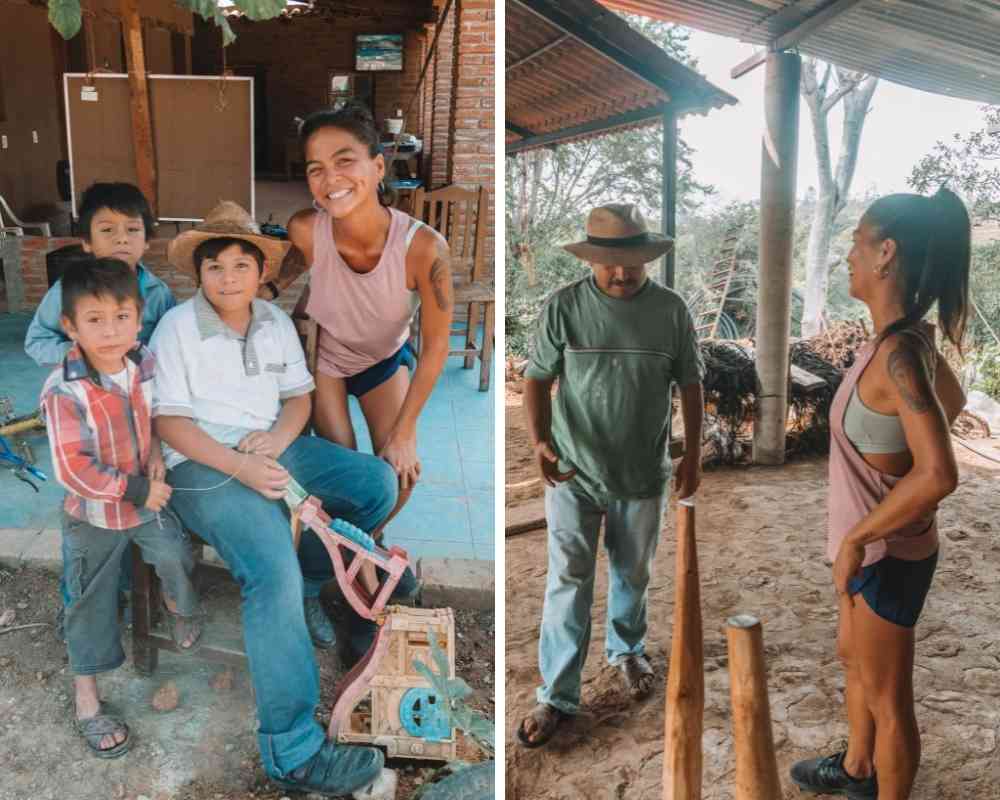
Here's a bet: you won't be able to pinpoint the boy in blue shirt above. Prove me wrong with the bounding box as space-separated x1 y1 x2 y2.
25 182 175 365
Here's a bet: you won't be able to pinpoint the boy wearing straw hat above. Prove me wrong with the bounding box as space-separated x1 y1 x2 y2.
150 202 396 796
518 203 705 748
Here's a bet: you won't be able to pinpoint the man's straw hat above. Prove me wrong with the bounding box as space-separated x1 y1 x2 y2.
167 201 290 283
563 204 673 266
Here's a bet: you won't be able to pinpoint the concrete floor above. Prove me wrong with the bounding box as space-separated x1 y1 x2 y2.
0 312 495 562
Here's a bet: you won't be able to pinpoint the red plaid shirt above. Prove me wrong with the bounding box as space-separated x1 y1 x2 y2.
40 344 157 530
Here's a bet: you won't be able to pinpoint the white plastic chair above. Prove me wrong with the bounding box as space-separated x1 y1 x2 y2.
0 195 50 237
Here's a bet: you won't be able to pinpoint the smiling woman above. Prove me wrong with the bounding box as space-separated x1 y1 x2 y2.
281 102 454 533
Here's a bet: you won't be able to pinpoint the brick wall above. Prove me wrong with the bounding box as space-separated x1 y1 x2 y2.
192 14 429 173
10 236 304 316
427 0 458 189
452 0 494 275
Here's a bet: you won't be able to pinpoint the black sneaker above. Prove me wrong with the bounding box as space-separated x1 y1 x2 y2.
304 596 336 649
272 740 383 797
790 751 877 799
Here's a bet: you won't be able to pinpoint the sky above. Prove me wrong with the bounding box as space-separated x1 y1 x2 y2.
679 30 990 206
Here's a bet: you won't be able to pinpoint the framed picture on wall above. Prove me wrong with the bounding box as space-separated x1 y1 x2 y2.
355 34 404 72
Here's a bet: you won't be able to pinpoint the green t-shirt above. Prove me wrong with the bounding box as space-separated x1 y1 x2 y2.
525 275 704 502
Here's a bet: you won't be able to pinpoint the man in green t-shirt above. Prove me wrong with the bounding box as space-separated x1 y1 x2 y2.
517 204 704 748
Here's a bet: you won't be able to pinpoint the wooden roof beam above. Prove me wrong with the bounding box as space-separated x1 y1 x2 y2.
512 0 674 97
730 0 864 79
507 33 571 71
506 102 667 154
506 121 538 138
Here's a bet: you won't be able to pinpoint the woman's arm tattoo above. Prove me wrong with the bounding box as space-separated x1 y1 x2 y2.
429 239 453 312
888 345 933 413
276 245 309 290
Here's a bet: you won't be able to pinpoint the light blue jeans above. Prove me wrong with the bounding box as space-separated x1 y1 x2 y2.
167 435 399 778
536 480 666 715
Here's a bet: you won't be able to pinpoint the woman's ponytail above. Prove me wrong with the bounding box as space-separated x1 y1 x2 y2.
864 187 971 351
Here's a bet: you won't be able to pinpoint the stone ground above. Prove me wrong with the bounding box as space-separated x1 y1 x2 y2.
0 568 494 800
505 390 1000 800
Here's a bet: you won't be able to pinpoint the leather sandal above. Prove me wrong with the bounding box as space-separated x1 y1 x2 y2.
516 703 567 749
76 704 132 759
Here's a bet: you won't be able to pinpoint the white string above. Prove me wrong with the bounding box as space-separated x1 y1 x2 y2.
170 449 252 493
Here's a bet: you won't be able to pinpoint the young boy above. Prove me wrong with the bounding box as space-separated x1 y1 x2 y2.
25 182 174 366
151 201 406 796
40 257 201 759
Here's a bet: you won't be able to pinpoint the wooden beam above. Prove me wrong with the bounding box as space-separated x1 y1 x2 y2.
731 0 862 80
506 33 570 72
506 121 538 138
772 0 864 52
120 0 156 215
731 49 768 80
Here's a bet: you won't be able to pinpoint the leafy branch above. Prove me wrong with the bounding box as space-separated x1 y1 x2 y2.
412 630 494 759
47 0 287 45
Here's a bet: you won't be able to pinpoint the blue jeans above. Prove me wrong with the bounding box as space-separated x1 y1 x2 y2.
167 435 399 778
537 481 666 715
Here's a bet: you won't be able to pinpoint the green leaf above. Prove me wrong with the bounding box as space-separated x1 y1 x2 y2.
174 0 237 45
48 0 81 40
232 0 287 21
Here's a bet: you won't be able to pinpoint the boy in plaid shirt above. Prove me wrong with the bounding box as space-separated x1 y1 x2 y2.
40 257 201 759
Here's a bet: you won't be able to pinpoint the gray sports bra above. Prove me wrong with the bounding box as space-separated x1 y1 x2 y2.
843 327 937 454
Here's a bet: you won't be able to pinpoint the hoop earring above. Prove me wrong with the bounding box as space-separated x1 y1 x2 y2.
313 200 325 213
378 180 386 196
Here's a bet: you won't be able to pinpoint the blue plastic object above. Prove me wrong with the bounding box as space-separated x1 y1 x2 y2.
0 435 48 485
400 688 451 742
330 517 376 552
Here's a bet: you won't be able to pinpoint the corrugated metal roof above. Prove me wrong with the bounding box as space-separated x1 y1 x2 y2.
599 0 1000 104
506 0 737 153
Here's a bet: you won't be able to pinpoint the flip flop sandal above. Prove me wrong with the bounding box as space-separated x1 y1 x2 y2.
515 703 566 749
76 706 132 759
618 654 655 700
161 598 204 656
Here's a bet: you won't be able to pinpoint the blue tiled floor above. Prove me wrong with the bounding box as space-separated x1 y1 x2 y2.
0 315 495 561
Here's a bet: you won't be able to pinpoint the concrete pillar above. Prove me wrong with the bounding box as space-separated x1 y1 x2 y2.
753 52 801 465
661 109 677 288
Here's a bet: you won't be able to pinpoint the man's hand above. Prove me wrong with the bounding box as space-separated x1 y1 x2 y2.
833 539 865 596
673 452 701 499
236 453 291 500
144 480 172 512
237 430 284 459
534 441 576 487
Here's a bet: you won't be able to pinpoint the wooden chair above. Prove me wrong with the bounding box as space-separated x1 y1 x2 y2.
0 195 51 237
411 184 494 391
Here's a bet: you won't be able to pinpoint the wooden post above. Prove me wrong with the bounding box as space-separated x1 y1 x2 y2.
662 499 703 800
726 614 782 800
661 108 677 288
119 0 157 214
753 52 800 465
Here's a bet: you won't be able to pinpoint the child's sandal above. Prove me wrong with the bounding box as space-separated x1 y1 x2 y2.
161 598 204 655
76 705 132 759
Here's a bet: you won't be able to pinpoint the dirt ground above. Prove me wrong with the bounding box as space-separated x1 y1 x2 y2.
0 567 494 800
505 387 1000 800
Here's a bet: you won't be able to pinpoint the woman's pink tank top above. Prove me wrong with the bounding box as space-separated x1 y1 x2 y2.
827 336 939 566
306 207 420 378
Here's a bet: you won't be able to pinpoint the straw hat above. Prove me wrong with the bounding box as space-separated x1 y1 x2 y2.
167 201 290 283
563 204 672 266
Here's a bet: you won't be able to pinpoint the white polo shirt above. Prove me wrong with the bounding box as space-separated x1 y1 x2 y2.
150 291 315 469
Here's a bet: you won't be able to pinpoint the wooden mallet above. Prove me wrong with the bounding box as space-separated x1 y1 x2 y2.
662 498 704 800
726 614 782 800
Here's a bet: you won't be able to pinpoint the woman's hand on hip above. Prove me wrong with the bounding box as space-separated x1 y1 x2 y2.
379 429 421 490
833 539 865 596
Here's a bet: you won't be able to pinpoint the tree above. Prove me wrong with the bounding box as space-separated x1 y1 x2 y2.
799 60 878 337
909 105 1000 221
47 0 284 43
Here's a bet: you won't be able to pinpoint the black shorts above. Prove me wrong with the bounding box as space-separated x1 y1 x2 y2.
344 343 416 398
848 550 938 628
